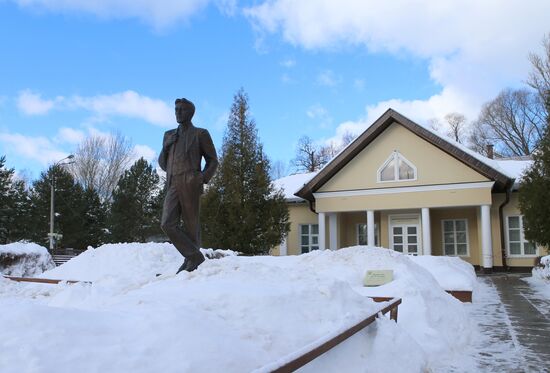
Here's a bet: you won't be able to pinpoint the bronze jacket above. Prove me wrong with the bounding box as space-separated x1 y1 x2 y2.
158 124 218 186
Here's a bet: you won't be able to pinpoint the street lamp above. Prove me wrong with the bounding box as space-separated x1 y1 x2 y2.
49 154 75 252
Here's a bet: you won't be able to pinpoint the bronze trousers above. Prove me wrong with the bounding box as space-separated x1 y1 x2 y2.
160 171 203 259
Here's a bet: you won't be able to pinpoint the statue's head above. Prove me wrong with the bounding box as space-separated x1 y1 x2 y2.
175 98 195 124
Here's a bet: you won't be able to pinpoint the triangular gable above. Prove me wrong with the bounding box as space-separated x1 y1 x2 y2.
295 109 513 202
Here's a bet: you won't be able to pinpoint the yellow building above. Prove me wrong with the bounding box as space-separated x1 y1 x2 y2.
273 109 547 272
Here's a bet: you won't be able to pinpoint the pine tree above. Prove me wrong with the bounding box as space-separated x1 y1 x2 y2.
81 187 108 248
519 91 550 246
0 156 15 243
201 89 289 254
0 156 32 244
109 158 162 243
29 165 88 250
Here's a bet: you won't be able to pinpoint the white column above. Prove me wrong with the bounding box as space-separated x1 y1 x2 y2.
318 212 326 251
329 213 338 250
367 210 375 247
421 207 431 255
481 205 493 270
280 235 287 256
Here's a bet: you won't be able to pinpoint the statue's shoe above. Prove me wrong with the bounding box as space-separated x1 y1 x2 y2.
185 254 205 272
176 259 189 274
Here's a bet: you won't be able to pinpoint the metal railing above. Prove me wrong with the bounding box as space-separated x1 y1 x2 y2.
259 297 402 373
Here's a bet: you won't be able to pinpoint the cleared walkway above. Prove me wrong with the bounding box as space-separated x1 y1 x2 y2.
470 274 550 373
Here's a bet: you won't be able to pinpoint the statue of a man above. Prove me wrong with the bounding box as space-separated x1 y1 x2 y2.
159 98 218 273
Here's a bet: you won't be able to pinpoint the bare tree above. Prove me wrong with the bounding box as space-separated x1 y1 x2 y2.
270 159 288 180
444 112 468 143
527 33 550 105
291 136 326 172
71 132 134 200
476 88 545 157
340 131 356 147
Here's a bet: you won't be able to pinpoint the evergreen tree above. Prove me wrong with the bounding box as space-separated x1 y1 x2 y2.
29 165 88 250
519 91 550 246
201 89 289 254
81 187 108 248
0 156 32 243
109 158 162 243
0 156 15 243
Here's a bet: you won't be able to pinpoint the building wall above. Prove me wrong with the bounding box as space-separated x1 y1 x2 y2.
273 202 319 256
315 187 493 212
276 199 546 269
319 122 489 193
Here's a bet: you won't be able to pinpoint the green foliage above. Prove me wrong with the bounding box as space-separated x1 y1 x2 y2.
0 156 32 244
519 92 550 246
201 89 289 254
29 165 95 250
109 158 163 243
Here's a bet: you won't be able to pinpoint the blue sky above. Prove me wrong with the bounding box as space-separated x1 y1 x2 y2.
0 0 548 180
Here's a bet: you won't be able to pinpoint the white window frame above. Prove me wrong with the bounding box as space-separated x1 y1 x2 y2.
441 219 470 257
299 224 319 254
506 215 538 257
377 150 417 183
356 223 379 246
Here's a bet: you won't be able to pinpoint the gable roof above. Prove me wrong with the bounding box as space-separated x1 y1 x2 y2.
295 109 514 202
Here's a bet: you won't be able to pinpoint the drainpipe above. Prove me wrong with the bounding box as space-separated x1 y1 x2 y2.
308 199 316 213
498 180 513 271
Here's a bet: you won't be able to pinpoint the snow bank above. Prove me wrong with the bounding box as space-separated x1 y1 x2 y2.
525 255 550 301
532 255 550 281
0 244 476 372
410 255 477 291
0 242 55 277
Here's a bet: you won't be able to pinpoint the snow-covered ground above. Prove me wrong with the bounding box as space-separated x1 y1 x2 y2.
0 243 478 373
0 242 55 277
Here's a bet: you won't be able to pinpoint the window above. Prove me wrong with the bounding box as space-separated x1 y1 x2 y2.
357 224 379 246
507 216 537 256
442 219 469 256
300 224 319 253
377 151 416 182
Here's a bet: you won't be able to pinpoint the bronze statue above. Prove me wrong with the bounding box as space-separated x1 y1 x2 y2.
159 98 218 273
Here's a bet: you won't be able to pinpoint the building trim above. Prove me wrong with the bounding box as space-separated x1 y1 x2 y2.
313 181 494 199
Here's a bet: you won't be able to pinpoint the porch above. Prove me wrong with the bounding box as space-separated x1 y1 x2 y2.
312 206 494 269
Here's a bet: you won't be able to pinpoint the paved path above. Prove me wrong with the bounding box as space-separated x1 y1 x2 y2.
470 274 550 372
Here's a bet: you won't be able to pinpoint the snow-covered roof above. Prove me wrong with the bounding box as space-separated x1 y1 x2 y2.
273 172 317 202
493 159 532 189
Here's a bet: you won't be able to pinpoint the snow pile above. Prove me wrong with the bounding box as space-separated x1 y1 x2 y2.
0 242 55 277
410 255 477 291
0 244 476 372
532 255 550 281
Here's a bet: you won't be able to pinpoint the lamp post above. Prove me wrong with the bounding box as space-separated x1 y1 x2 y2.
49 154 75 252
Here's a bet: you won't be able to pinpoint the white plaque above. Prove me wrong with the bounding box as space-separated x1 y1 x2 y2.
364 270 393 286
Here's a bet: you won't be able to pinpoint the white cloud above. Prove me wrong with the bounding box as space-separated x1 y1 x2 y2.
13 0 211 30
70 90 173 127
316 69 341 87
306 103 332 128
56 127 86 144
354 78 365 91
245 0 550 142
16 90 173 127
133 144 157 163
0 132 68 165
17 90 62 115
280 58 296 68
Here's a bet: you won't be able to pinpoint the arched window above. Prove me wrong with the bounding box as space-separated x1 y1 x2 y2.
377 151 417 182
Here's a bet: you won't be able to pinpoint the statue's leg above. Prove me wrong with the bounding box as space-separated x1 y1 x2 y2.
177 172 203 257
161 181 198 258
